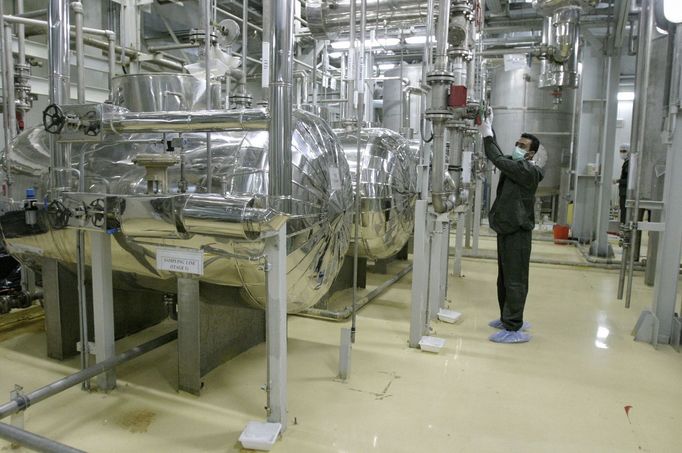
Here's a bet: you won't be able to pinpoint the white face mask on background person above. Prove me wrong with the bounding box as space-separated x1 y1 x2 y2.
512 146 527 161
620 151 628 160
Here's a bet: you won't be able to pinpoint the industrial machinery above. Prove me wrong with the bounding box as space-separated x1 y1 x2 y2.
2 73 354 313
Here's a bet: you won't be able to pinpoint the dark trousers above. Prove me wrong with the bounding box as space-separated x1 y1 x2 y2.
496 229 532 331
619 194 627 225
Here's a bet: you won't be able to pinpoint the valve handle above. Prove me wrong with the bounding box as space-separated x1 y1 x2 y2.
42 104 65 134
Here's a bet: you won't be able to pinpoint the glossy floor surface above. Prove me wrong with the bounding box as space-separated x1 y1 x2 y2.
1 239 680 452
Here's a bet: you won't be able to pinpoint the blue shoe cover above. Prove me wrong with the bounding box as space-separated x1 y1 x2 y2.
488 319 531 331
489 329 531 343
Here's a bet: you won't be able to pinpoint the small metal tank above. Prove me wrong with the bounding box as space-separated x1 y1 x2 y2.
490 61 574 196
0 74 353 313
336 128 418 260
383 64 424 139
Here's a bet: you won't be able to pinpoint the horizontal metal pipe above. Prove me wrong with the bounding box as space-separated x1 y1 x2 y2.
0 330 178 420
3 14 114 38
299 263 413 320
146 42 200 53
0 422 84 453
15 8 47 19
106 108 269 133
80 35 184 72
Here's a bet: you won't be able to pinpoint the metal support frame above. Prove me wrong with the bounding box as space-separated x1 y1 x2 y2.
409 200 429 347
472 176 483 255
177 277 201 395
633 25 682 345
89 232 116 391
264 226 287 429
590 53 620 258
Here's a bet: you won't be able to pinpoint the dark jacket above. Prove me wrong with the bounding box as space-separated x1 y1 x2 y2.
618 158 629 197
484 136 544 235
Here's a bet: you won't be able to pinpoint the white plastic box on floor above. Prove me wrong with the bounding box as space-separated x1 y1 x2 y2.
418 336 445 353
239 421 282 451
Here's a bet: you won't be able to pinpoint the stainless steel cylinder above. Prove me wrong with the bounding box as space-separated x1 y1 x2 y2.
1 105 353 312
336 128 418 260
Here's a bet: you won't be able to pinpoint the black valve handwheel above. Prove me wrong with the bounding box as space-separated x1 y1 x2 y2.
43 104 65 134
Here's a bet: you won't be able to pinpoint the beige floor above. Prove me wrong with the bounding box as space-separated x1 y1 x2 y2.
1 247 681 452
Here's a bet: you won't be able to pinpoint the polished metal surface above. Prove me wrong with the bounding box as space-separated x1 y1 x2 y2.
0 107 353 313
336 128 418 260
305 0 429 40
111 74 221 112
490 61 573 195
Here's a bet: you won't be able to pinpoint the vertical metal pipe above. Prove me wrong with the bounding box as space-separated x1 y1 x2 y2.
346 0 356 122
3 24 16 141
241 0 248 92
350 0 367 344
16 0 25 64
73 1 85 104
267 0 293 206
107 33 115 93
48 0 70 194
71 0 90 389
312 40 318 106
625 0 654 308
204 0 213 192
430 0 453 214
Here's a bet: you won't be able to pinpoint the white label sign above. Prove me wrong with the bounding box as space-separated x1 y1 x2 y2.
262 42 270 88
156 247 204 275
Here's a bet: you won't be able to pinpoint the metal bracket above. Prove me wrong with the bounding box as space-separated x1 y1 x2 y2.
636 221 665 232
633 309 660 348
672 315 682 353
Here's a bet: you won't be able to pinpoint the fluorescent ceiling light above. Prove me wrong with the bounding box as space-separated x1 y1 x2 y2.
330 38 401 50
404 35 435 45
374 37 400 47
328 52 343 59
378 63 396 70
664 0 682 23
617 91 635 102
330 41 350 50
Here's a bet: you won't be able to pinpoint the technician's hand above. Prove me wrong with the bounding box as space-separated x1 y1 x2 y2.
479 107 493 138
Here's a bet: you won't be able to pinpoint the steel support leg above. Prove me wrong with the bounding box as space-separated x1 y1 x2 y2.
409 200 429 348
177 277 201 395
473 178 483 255
452 211 465 277
634 108 682 346
265 226 287 430
90 232 116 391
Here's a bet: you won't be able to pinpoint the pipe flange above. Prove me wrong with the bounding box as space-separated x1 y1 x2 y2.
425 109 453 121
448 47 473 60
426 71 456 85
451 3 475 20
230 94 253 108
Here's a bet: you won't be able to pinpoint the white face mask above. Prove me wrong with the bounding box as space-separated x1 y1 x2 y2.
512 146 527 161
620 152 628 160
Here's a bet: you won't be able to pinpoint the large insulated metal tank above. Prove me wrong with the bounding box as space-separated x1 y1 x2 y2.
490 61 573 196
0 74 353 313
383 64 424 139
336 128 418 260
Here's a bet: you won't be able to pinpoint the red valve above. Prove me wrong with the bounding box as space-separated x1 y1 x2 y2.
448 85 467 108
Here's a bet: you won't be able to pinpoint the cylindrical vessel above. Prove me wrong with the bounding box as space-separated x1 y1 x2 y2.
336 128 418 260
0 75 353 313
490 61 573 196
383 64 423 138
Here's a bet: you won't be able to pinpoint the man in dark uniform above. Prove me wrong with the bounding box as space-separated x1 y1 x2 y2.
479 109 544 344
614 143 630 225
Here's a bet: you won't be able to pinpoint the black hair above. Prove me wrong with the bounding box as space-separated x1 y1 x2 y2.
521 132 540 153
